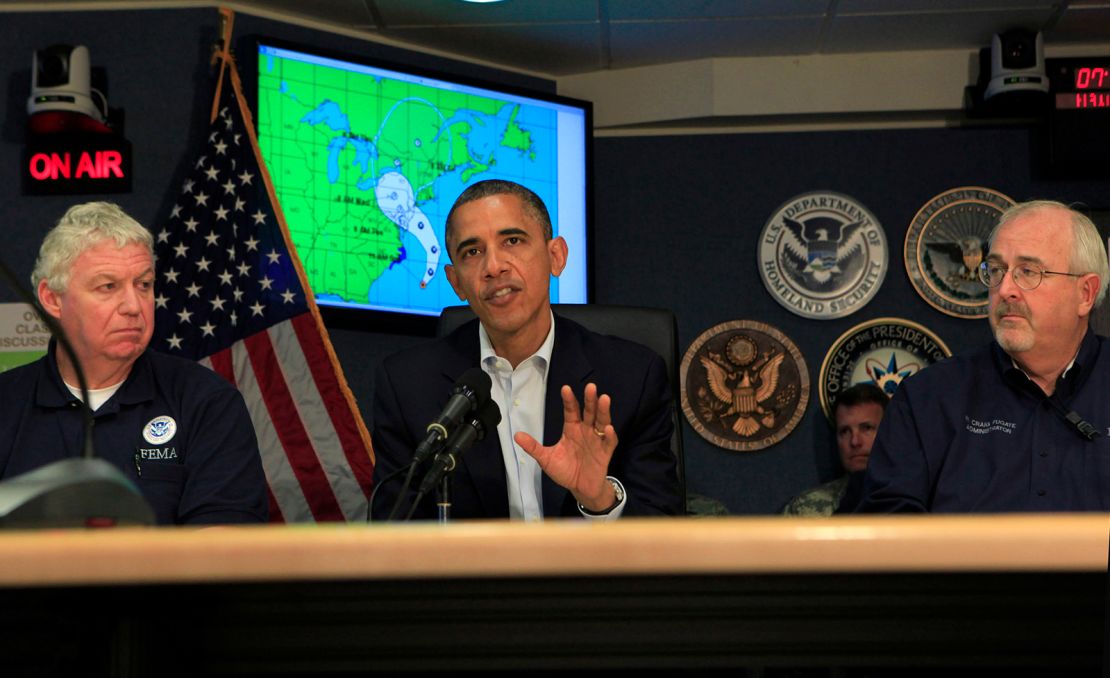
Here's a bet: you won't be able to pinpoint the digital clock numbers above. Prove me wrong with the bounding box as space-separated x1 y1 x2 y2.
1050 58 1110 109
1044 57 1110 178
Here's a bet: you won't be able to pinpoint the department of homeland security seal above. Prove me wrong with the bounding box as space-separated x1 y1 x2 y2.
904 186 1015 318
758 191 888 320
817 317 951 421
680 320 809 452
143 415 178 445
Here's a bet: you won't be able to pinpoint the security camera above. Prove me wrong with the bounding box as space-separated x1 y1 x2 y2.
984 29 1049 100
26 44 108 125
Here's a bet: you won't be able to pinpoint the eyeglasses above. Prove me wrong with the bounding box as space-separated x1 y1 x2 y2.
977 261 1085 290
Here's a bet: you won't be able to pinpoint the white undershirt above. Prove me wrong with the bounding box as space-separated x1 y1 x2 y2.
64 380 124 412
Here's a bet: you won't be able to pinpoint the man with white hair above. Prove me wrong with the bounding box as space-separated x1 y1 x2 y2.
859 200 1110 512
0 202 267 524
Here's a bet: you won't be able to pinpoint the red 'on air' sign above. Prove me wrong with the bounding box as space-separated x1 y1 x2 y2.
22 135 132 195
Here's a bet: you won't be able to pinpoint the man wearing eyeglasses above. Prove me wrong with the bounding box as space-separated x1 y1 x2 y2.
858 200 1110 512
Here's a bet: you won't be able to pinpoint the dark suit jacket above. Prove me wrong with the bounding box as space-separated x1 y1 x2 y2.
370 313 682 520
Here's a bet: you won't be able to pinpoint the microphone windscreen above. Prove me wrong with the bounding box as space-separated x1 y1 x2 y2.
455 367 492 404
477 398 501 432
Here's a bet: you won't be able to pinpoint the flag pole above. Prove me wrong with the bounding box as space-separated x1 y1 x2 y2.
210 8 235 125
208 6 375 466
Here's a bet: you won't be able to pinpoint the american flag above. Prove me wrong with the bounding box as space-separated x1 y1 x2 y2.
152 58 374 522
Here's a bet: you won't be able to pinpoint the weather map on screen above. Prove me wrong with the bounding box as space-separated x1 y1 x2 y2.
254 41 591 318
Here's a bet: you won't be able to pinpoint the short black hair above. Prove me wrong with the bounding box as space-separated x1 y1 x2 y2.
833 383 889 417
444 179 553 260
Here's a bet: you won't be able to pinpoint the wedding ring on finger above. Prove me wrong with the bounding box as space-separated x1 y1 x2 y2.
593 427 606 439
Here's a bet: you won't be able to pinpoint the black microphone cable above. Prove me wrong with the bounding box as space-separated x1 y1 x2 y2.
1005 366 1101 442
366 463 412 522
0 257 94 458
1043 396 1101 441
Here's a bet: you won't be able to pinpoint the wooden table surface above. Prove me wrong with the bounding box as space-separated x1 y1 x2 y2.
0 513 1105 587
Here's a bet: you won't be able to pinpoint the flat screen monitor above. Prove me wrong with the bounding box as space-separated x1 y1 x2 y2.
251 38 592 330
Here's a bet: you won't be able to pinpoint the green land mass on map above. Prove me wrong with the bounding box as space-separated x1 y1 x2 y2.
258 56 534 303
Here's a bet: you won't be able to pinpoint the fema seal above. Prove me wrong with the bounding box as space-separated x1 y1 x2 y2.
904 186 1015 318
143 415 178 445
680 320 809 452
817 317 951 421
758 191 888 320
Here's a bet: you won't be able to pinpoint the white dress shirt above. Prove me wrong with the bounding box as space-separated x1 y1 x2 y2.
478 312 626 521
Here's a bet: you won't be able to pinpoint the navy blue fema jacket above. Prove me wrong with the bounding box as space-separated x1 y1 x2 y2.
0 343 268 524
858 330 1110 513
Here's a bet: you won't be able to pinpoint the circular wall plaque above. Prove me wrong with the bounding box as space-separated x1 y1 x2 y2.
680 320 809 452
817 316 952 420
758 191 888 320
904 186 1015 319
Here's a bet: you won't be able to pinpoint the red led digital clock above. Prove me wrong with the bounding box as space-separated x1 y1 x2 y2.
1049 58 1110 109
1045 57 1110 178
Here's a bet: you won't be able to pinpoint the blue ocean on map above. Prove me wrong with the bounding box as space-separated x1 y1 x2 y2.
365 105 560 314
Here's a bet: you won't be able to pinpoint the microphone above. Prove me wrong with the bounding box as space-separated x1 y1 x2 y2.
384 368 492 522
411 367 491 467
415 399 502 499
0 255 154 527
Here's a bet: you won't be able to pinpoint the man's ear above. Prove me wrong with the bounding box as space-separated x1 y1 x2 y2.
1078 273 1101 317
444 263 466 301
37 279 63 320
548 236 568 277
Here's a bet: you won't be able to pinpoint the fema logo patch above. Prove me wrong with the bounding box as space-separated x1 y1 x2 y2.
143 415 178 445
817 317 951 421
758 191 888 320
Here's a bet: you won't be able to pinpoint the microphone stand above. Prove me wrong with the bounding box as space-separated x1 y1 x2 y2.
432 444 461 523
437 475 451 524
404 399 500 523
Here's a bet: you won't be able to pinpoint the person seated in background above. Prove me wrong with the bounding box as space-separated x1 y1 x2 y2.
782 383 886 516
371 179 682 521
0 202 268 524
858 200 1110 512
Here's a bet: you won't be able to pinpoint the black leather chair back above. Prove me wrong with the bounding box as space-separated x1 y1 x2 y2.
437 303 686 508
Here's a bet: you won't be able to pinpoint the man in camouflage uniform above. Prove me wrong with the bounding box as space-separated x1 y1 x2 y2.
783 383 887 516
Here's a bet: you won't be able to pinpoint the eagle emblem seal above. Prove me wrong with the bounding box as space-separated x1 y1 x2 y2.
904 186 1015 318
758 191 888 320
681 320 809 452
143 415 178 445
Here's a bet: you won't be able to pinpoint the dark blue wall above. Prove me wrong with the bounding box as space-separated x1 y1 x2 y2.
1 9 1107 515
594 129 1109 513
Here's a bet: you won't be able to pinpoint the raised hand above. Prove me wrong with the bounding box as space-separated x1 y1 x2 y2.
514 382 619 512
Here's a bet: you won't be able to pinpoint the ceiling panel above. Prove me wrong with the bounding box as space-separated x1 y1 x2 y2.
236 0 377 27
610 17 825 66
374 0 600 26
1049 5 1110 44
823 9 1056 53
3 0 1108 78
385 23 603 75
607 0 828 21
838 0 1060 13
